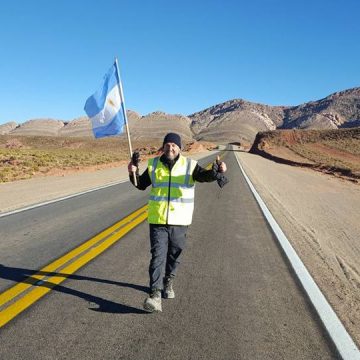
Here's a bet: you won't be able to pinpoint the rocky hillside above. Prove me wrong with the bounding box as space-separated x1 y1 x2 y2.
128 111 193 142
189 87 360 143
6 119 65 136
1 87 359 143
0 110 193 144
0 121 17 135
280 88 360 129
189 99 285 145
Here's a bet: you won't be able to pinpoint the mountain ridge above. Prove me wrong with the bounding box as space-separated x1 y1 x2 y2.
1 87 359 143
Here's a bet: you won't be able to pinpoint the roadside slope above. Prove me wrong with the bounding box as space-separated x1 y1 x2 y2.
250 128 360 182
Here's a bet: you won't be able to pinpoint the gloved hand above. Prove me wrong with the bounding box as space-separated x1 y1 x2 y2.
215 173 229 188
128 151 140 175
211 160 219 177
132 151 140 167
212 156 229 188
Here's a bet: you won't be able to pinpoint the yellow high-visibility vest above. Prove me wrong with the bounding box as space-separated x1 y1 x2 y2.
147 154 197 225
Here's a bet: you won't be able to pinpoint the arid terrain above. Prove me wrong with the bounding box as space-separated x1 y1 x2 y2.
1 128 359 184
250 128 360 183
0 135 215 183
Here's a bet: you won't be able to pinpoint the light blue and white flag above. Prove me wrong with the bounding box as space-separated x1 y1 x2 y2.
84 63 124 138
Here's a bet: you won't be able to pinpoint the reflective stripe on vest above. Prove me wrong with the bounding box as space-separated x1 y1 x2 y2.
148 196 194 203
147 155 197 225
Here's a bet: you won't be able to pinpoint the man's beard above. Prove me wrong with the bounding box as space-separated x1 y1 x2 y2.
164 149 176 160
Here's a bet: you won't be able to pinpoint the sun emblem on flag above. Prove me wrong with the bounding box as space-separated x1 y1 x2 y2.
108 98 116 108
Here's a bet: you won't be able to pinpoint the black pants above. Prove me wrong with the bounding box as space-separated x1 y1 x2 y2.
149 224 188 291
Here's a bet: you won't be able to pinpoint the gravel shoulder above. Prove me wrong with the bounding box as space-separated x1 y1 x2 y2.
236 151 360 347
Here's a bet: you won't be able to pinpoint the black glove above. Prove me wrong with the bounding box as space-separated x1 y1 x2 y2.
211 161 219 177
131 151 140 176
212 160 229 188
215 172 229 188
132 151 140 167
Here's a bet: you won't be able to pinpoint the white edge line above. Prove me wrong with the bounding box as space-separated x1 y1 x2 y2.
0 179 128 218
235 153 360 360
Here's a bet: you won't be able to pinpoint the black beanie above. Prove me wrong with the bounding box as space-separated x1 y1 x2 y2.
163 132 182 149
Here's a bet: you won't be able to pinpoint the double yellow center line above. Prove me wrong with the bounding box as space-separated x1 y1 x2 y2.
0 152 225 328
0 204 148 328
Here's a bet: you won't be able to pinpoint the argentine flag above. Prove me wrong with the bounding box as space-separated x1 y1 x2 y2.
84 63 125 138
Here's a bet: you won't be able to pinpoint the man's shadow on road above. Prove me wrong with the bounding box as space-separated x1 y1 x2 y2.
0 264 149 314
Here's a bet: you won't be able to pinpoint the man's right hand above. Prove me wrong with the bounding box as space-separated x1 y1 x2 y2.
128 162 137 174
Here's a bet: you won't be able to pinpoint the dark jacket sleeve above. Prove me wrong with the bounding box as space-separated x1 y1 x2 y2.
192 163 216 183
129 168 152 190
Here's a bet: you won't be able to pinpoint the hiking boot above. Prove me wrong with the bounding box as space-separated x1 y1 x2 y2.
163 276 175 299
143 290 162 312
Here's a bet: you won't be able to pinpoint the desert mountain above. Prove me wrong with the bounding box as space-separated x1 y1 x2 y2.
189 87 360 143
0 121 17 135
128 111 193 142
58 117 92 137
189 99 285 144
1 87 359 143
4 119 65 136
0 111 194 143
279 87 360 129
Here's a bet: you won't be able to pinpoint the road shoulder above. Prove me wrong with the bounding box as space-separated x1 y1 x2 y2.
236 151 360 348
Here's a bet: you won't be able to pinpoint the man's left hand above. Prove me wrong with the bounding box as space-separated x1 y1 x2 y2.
218 161 227 173
216 155 227 173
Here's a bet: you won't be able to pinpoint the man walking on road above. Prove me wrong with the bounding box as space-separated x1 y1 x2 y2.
128 132 227 312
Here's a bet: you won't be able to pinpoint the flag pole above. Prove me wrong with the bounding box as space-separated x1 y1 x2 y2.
114 57 137 186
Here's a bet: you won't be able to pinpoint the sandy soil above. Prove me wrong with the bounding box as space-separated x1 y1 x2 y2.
236 151 360 347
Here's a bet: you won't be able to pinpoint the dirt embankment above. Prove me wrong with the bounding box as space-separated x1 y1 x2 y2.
250 128 360 183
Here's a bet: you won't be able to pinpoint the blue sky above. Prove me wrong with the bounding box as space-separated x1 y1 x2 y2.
0 0 359 125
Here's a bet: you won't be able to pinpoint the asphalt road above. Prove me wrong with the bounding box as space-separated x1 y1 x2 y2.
0 152 339 359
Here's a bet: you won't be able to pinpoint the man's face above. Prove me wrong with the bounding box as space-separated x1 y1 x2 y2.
163 142 180 160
